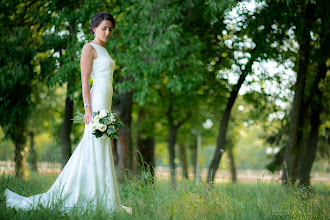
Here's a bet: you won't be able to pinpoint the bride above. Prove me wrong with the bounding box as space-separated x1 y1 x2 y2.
4 11 132 215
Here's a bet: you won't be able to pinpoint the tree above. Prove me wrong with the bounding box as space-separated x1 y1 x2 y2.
111 88 133 178
47 1 88 168
207 50 260 183
0 0 54 177
112 0 206 188
281 1 316 185
136 107 156 182
297 0 330 187
239 0 329 186
205 0 311 183
298 61 328 187
178 143 189 179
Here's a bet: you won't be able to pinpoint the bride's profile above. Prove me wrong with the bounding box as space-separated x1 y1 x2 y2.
4 11 132 215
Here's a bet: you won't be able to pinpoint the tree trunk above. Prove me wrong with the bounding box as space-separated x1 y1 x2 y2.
14 126 26 178
29 129 37 172
282 4 314 185
59 22 77 170
281 55 308 184
167 100 192 189
178 143 189 179
60 95 73 169
168 124 178 189
227 147 237 183
298 62 327 188
294 100 308 176
111 138 119 171
137 135 155 182
111 89 133 179
190 141 197 179
207 53 256 184
137 108 155 183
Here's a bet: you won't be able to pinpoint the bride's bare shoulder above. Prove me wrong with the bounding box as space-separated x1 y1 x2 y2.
82 43 95 53
81 43 96 58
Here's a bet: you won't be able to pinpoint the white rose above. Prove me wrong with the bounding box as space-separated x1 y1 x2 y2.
92 115 101 124
99 110 108 118
91 122 98 131
110 113 116 123
97 124 107 132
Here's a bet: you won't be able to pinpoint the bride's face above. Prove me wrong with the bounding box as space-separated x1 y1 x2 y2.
93 20 114 42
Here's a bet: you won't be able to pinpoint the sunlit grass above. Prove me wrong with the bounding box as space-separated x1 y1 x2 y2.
0 172 329 219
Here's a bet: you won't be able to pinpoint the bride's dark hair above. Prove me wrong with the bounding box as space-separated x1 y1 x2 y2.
89 11 115 35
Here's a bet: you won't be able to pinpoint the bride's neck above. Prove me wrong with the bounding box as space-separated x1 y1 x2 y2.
91 39 106 48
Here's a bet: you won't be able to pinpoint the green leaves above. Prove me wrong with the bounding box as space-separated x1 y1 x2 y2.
107 126 115 134
72 111 84 124
102 118 111 125
112 134 120 140
112 0 206 105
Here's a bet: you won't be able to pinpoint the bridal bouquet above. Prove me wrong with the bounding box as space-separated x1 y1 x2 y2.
73 110 124 139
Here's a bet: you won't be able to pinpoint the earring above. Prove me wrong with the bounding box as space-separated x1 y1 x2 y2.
93 32 95 36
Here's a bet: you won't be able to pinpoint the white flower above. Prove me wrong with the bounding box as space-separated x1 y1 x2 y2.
99 110 109 118
97 124 107 132
110 113 116 123
92 115 102 124
91 122 99 131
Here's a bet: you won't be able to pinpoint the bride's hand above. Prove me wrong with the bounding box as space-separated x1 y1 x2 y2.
84 107 93 124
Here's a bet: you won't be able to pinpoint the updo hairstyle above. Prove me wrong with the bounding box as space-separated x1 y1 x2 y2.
89 11 115 35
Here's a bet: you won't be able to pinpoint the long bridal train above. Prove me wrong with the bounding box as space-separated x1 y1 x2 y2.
5 125 131 214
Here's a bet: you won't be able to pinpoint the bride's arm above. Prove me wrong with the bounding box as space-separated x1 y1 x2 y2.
80 44 94 124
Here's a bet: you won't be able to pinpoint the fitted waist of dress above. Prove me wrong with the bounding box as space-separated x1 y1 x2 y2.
92 76 113 81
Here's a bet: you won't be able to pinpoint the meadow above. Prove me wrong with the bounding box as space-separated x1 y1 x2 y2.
0 172 329 220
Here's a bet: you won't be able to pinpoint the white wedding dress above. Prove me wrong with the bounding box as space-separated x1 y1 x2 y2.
4 42 132 214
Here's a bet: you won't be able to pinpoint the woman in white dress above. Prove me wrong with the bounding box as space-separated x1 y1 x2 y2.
4 11 132 215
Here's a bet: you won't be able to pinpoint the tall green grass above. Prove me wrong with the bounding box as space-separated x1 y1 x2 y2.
0 172 329 219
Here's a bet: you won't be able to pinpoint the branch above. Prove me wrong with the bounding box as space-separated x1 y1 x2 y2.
304 62 328 108
175 111 192 129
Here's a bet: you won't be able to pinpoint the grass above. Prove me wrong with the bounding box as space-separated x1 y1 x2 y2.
0 172 329 220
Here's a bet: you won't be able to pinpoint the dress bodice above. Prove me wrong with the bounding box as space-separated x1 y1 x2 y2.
89 43 115 82
88 43 115 112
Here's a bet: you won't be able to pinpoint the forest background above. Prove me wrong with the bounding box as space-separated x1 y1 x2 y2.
0 0 329 190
